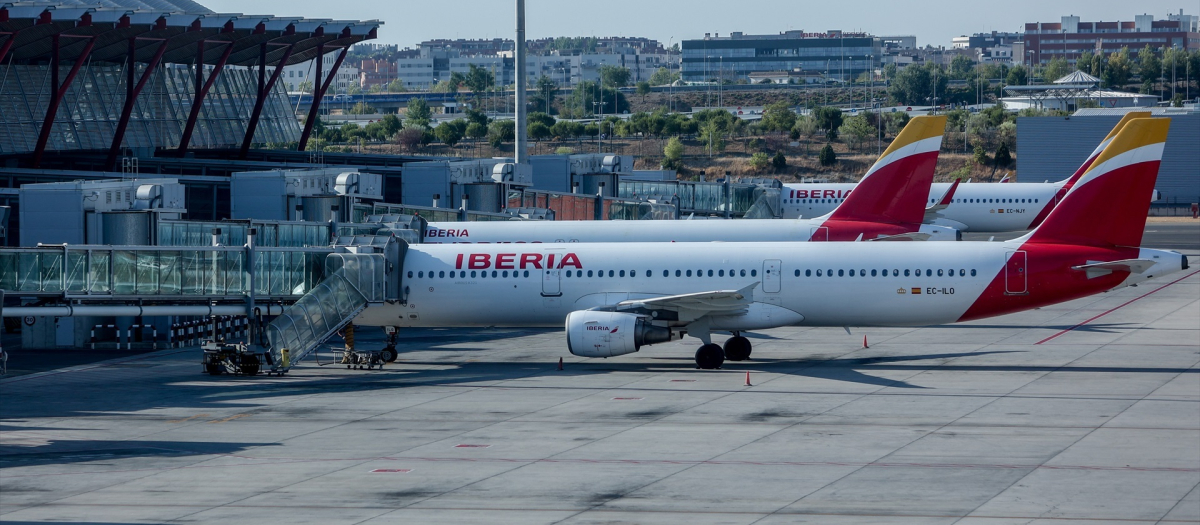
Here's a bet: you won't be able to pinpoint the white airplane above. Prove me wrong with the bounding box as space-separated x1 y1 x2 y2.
423 116 959 243
355 118 1185 369
780 112 1157 232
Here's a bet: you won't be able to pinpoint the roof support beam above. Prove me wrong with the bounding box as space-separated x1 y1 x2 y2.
298 44 346 151
0 34 16 64
32 34 97 168
240 42 294 158
177 40 234 154
105 37 169 170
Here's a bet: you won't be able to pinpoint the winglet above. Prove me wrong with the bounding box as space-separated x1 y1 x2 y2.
998 174 1010 183
827 114 946 226
1027 118 1169 248
923 178 960 222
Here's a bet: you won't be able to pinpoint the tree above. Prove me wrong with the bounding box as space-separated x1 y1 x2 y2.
662 136 684 170
1138 45 1161 94
949 55 975 80
1005 64 1028 86
811 106 843 134
535 75 557 114
759 101 797 132
551 120 583 138
973 144 988 165
527 111 555 128
888 63 947 105
1102 47 1133 88
838 114 874 151
430 80 458 93
405 98 432 129
464 64 495 95
994 143 1012 167
771 151 787 171
818 144 837 166
379 114 402 137
386 79 406 93
394 127 425 151
636 81 652 102
649 67 679 86
1044 56 1071 82
346 102 376 115
562 81 629 118
465 122 487 140
527 122 551 141
598 65 632 87
748 152 771 172
487 119 515 148
433 120 464 146
296 80 314 93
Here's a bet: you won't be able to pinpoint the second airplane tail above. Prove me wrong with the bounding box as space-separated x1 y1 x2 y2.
827 114 946 227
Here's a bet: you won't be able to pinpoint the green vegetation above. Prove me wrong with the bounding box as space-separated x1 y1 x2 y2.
818 144 836 166
662 137 684 170
405 98 432 129
598 65 632 88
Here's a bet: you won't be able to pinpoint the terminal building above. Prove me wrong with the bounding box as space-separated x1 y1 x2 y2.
680 30 882 83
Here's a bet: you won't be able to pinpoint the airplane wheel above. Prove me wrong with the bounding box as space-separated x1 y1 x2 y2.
723 336 752 361
205 363 223 375
380 346 398 363
695 344 725 370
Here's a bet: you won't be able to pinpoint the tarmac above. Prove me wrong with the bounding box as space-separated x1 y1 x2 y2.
1 223 1197 524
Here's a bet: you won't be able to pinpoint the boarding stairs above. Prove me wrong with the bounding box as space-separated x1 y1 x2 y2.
264 237 407 372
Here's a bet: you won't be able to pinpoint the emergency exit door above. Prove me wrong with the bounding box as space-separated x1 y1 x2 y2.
763 259 782 293
1005 251 1027 295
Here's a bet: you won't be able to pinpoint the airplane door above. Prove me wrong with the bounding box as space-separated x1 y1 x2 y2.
1005 251 1027 295
542 268 562 296
763 259 781 293
809 227 828 242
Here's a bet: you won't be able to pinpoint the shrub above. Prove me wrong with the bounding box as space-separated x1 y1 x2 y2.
749 152 771 172
818 144 837 166
772 151 787 171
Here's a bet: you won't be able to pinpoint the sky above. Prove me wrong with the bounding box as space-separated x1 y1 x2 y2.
202 1 1192 50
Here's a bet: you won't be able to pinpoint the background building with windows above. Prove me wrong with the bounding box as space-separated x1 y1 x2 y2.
1025 11 1199 65
680 30 881 83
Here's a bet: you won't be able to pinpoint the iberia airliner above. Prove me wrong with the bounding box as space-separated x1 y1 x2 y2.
424 115 957 243
781 112 1158 232
352 118 1185 369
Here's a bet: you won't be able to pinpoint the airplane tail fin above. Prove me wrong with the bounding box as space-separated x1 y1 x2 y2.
827 114 946 226
1059 111 1151 190
1026 118 1169 248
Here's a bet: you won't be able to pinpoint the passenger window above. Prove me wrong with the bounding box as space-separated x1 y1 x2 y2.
959 269 965 276
503 271 509 278
676 270 682 277
816 269 823 276
871 269 877 276
663 270 669 277
937 269 943 276
794 269 801 277
860 269 866 277
608 270 614 277
892 269 899 276
707 270 714 277
566 270 572 277
417 271 423 278
492 271 498 278
838 269 844 277
470 271 477 278
970 269 976 276
1035 199 1038 203
806 269 812 277
619 270 625 277
926 269 932 277
686 270 693 277
740 269 747 277
849 269 856 276
439 271 445 278
407 271 414 278
827 268 833 277
904 269 910 277
720 270 726 277
587 270 594 277
751 269 757 277
524 271 530 278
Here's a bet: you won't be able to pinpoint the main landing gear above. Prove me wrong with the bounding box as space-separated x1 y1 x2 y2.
380 327 399 363
693 333 753 369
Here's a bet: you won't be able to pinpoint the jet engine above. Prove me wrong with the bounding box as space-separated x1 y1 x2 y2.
565 311 674 358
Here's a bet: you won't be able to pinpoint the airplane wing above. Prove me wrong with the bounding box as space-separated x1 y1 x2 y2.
868 232 932 242
1071 259 1157 279
923 178 960 222
613 283 757 318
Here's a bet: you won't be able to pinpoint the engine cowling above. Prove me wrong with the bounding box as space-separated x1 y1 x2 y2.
918 224 962 241
565 311 674 358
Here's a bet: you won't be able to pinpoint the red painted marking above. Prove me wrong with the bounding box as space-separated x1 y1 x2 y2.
454 444 491 448
669 380 696 383
370 468 412 473
612 397 643 400
1036 269 1200 345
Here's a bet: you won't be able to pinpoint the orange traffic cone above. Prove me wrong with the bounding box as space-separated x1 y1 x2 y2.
863 335 869 349
744 371 752 386
557 357 563 371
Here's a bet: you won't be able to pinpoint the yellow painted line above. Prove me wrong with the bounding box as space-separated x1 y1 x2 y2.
207 414 251 424
167 414 210 423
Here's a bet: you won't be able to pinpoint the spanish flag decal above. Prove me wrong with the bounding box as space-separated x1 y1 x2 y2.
911 288 922 295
